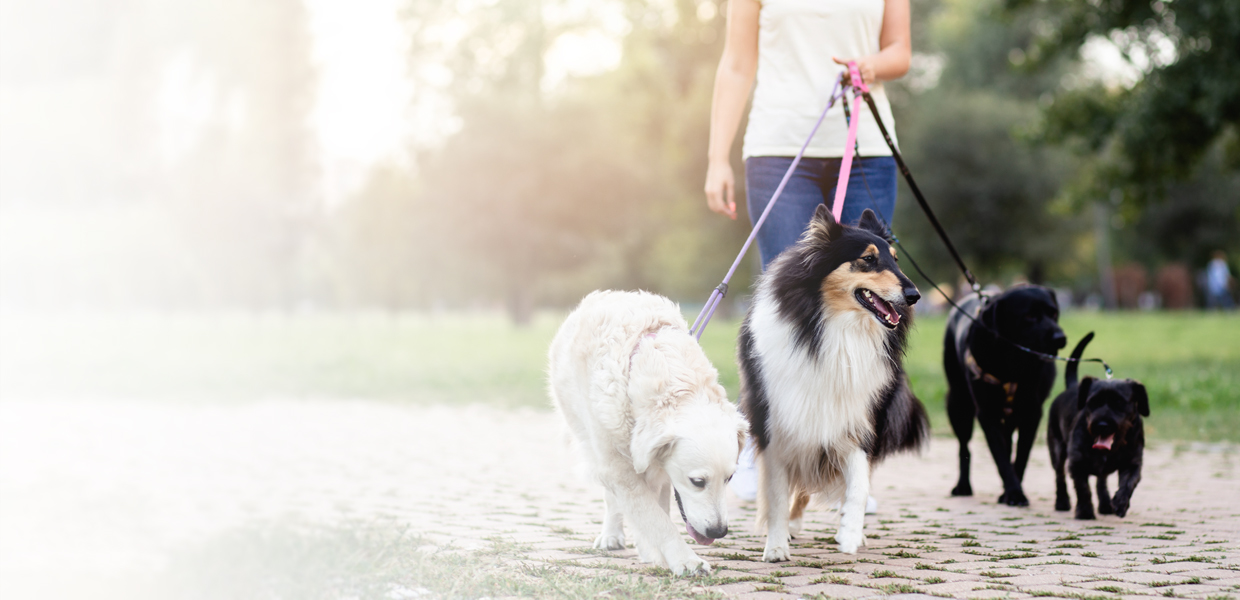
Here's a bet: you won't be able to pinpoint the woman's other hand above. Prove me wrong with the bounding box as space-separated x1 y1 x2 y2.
705 160 738 220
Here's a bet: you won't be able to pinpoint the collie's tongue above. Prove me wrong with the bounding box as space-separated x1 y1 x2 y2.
1093 434 1115 451
873 296 900 324
686 523 715 546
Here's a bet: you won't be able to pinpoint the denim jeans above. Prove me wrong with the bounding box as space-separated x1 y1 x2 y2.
745 156 897 270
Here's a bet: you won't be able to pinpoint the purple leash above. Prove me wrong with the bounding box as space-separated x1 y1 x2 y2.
689 75 848 339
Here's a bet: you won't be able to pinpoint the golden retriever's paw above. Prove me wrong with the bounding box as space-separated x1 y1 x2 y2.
835 528 866 554
668 554 711 576
636 544 665 566
762 541 791 562
593 533 625 551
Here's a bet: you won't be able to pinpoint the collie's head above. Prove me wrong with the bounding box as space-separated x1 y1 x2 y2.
767 206 920 346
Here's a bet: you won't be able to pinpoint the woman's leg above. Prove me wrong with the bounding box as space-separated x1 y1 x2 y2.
744 157 830 270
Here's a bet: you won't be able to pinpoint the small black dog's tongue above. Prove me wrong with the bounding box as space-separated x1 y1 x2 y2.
1093 434 1114 451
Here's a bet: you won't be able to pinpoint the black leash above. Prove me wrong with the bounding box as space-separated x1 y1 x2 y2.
844 89 1113 379
857 92 981 295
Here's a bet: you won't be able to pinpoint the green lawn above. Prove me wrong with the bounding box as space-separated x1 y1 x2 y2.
1 310 1236 441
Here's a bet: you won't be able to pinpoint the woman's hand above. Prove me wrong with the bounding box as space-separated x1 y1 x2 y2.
832 56 876 86
704 160 738 220
832 0 910 86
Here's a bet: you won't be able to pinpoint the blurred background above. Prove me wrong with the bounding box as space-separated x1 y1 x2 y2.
0 0 1236 317
0 0 1237 597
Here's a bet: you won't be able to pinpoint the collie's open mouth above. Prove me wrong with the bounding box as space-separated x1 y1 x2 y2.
856 288 900 329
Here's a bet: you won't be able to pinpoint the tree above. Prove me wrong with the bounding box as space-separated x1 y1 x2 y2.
1006 0 1240 207
890 0 1080 285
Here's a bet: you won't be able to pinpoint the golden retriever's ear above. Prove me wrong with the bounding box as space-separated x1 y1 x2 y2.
735 412 751 455
630 422 676 474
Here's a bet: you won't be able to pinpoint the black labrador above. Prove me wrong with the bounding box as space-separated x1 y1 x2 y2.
944 285 1066 506
1048 332 1147 519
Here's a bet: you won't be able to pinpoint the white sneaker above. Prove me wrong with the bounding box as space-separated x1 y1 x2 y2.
729 437 758 501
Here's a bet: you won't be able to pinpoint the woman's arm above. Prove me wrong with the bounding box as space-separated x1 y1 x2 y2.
705 0 760 220
832 0 911 85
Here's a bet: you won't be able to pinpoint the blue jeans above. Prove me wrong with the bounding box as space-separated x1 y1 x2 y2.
745 156 897 270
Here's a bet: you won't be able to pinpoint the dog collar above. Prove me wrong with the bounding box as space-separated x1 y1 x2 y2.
963 347 1018 420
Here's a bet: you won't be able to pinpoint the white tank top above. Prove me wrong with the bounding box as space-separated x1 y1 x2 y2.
742 0 899 159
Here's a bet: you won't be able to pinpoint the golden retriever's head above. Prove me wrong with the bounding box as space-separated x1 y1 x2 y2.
631 396 748 545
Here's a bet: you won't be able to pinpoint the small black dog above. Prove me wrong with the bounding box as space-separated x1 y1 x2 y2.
1048 332 1147 519
944 285 1067 506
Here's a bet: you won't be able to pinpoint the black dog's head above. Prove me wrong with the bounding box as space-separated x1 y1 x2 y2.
772 206 920 332
982 285 1067 354
1077 376 1149 452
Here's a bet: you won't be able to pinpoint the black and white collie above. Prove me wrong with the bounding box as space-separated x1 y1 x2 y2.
738 206 929 561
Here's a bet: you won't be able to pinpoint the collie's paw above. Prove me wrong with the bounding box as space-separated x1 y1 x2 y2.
593 533 625 551
668 554 711 577
762 542 791 563
835 528 866 555
1054 496 1071 512
788 517 803 539
951 482 973 496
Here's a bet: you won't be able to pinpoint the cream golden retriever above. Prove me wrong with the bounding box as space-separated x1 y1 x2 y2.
548 290 748 576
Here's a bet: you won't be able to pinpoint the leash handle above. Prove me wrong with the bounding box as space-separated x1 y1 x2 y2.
829 62 868 222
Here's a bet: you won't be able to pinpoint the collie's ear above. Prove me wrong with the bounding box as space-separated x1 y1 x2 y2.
1077 376 1096 410
808 204 844 243
1131 381 1149 417
630 422 676 474
857 208 888 238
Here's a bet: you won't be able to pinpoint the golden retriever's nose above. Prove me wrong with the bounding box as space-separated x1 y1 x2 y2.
705 524 728 539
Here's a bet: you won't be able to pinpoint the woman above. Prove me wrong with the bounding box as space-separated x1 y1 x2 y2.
706 0 911 504
704 0 911 269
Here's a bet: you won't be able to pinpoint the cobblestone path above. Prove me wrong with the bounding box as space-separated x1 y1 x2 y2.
2 401 1236 599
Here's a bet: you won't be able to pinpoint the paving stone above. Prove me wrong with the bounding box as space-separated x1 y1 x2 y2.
733 591 799 600
4 402 1239 600
783 582 880 598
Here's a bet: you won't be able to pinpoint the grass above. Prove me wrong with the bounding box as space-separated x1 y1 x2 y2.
2 310 1237 440
136 521 730 600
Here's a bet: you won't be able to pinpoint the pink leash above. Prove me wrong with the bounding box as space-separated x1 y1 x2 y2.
690 63 866 339
829 62 869 223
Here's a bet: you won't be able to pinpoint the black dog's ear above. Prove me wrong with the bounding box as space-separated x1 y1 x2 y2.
808 204 844 243
857 208 888 237
1131 381 1149 417
981 297 998 327
1077 376 1096 410
1044 286 1060 310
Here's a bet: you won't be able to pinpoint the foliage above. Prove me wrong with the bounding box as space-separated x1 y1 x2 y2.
890 0 1081 284
1006 0 1240 208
